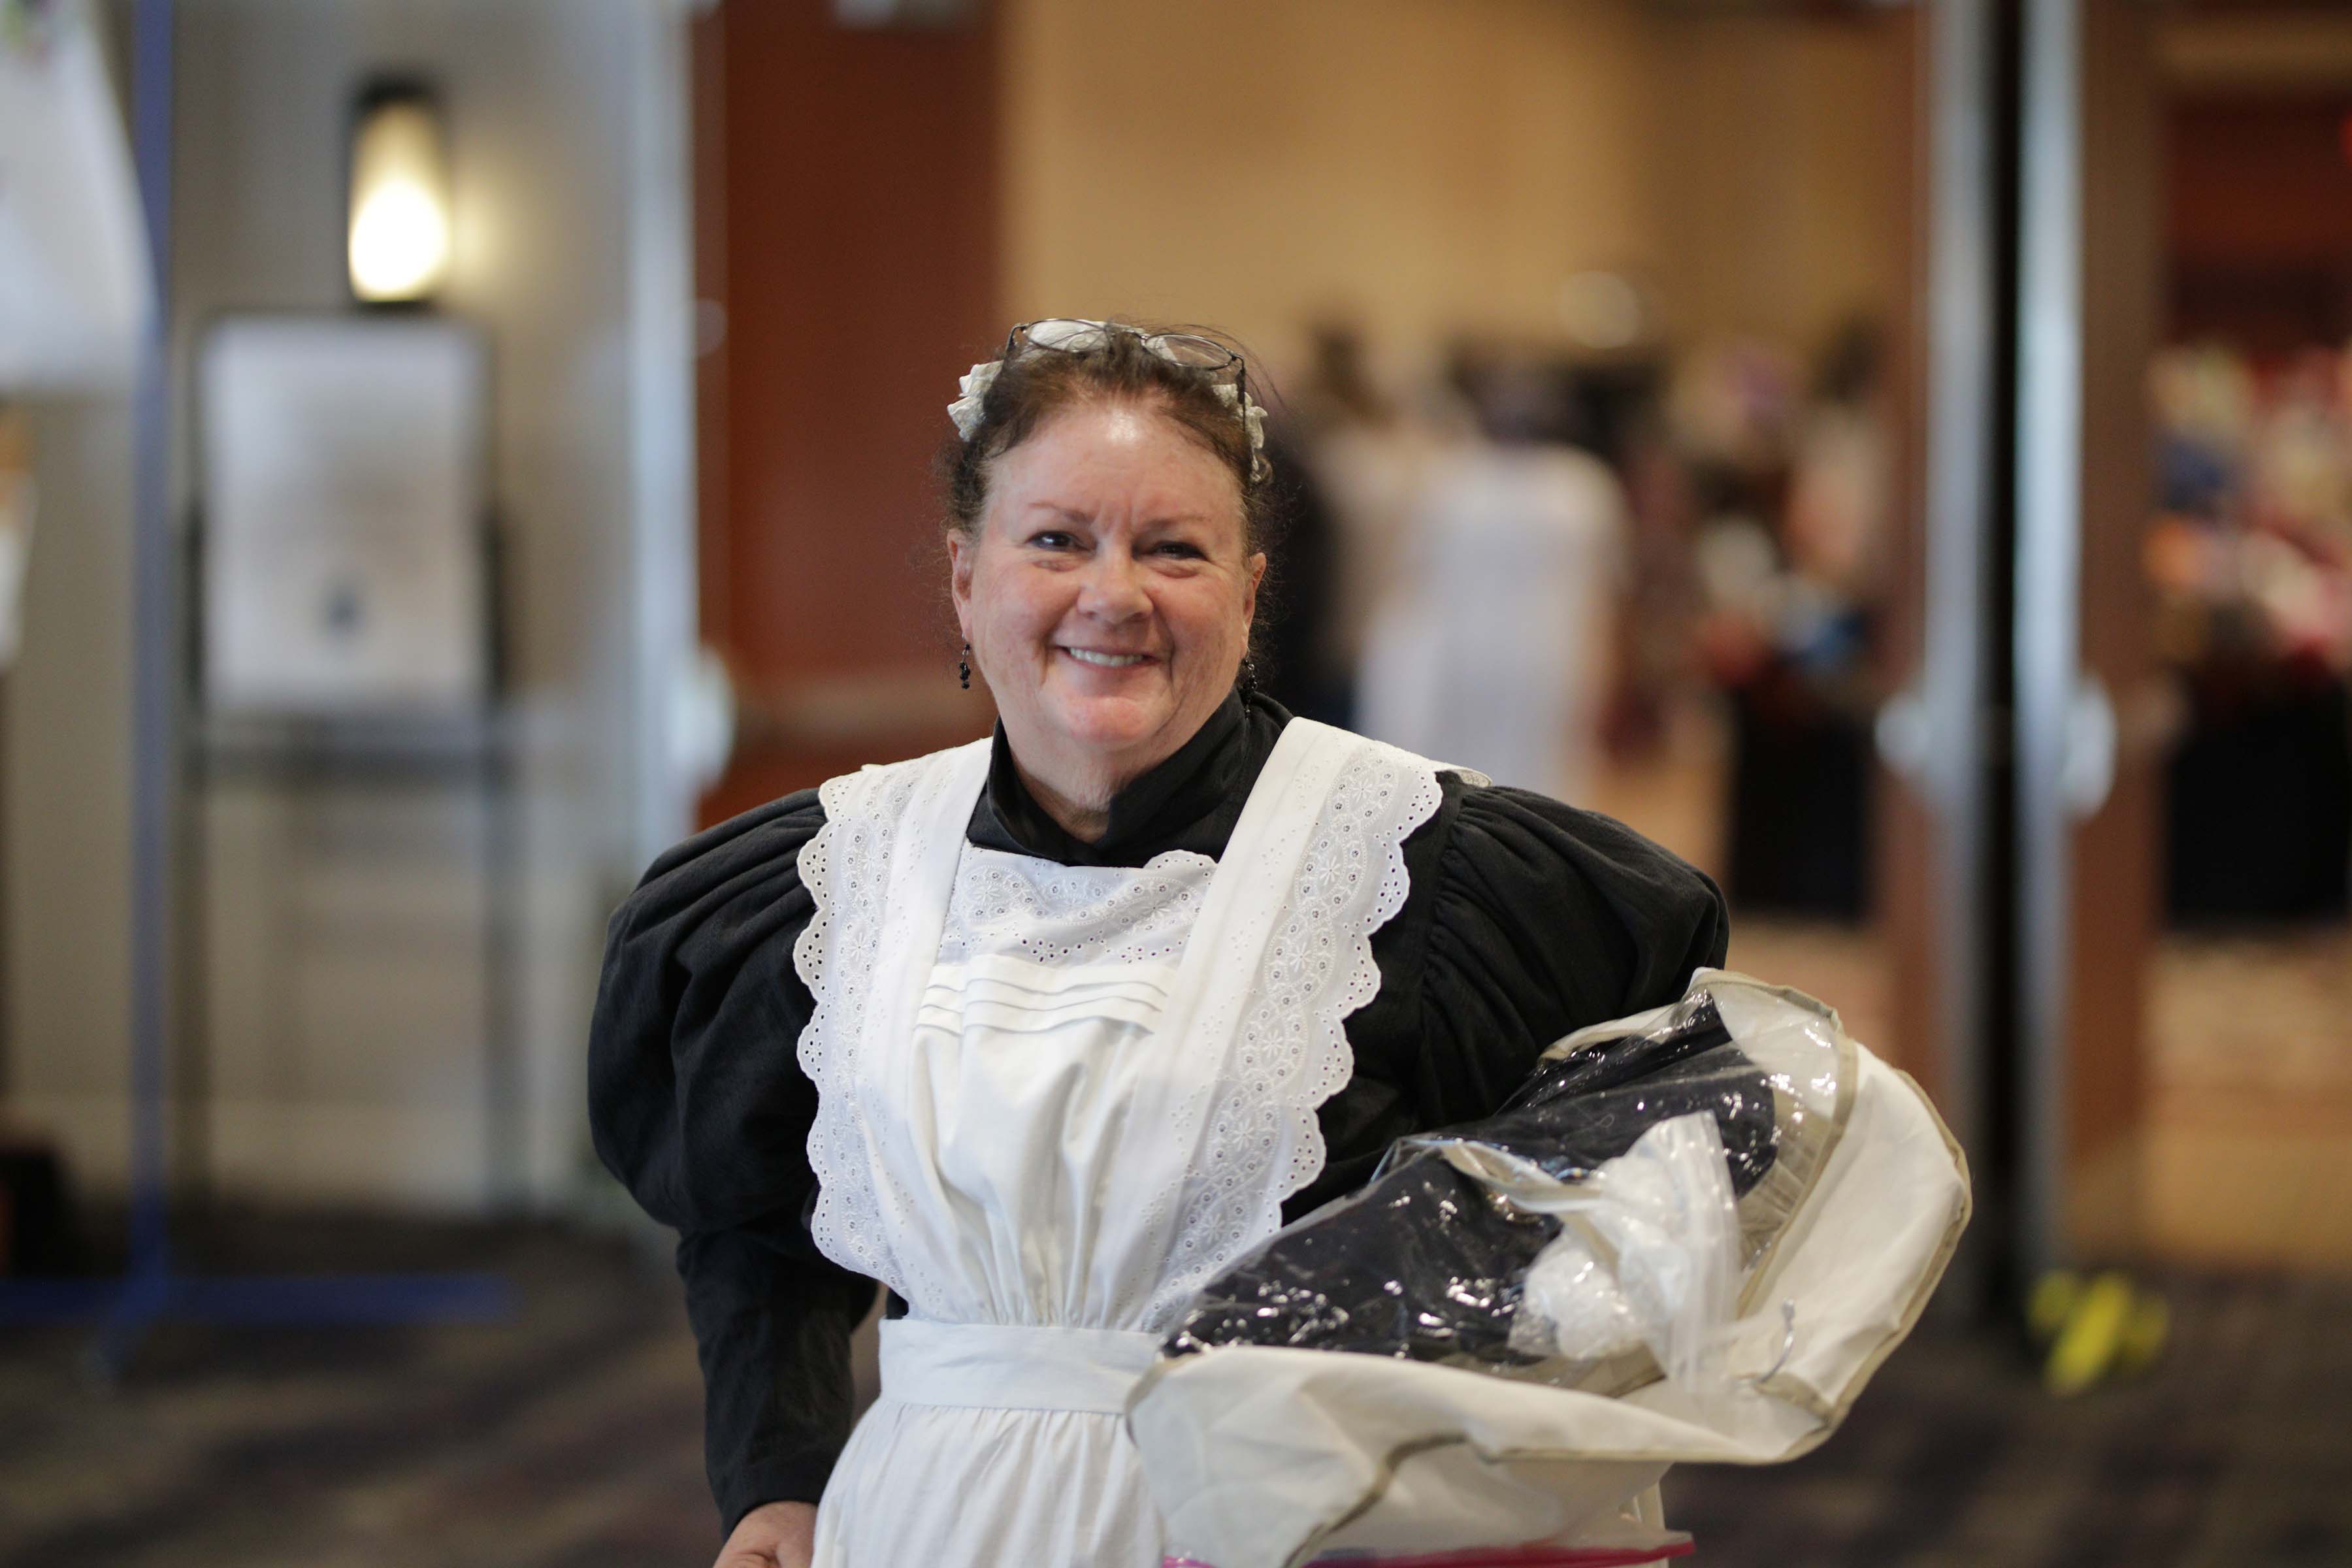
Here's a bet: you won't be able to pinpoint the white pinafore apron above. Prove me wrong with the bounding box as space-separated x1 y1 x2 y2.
791 719 1447 1568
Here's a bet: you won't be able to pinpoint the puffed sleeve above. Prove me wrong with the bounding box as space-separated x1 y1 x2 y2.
588 791 879 1530
1309 777 1730 1212
1407 781 1727 1124
1424 782 1728 1107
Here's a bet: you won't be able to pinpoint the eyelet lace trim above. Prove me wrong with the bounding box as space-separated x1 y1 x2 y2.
794 757 946 1298
937 847 1215 970
1141 742 1443 1328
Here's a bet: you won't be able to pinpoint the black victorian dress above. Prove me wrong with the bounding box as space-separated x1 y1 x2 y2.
588 691 1727 1531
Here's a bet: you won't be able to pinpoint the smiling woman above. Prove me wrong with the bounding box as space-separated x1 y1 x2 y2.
589 320 1731 1568
951 400 1264 838
941 321 1275 840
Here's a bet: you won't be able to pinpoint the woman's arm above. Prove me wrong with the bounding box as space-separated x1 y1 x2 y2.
586 790 868 1535
680 1228 875 1535
1386 777 1729 1127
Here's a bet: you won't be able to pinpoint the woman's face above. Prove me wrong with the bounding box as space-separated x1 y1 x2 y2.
951 400 1264 805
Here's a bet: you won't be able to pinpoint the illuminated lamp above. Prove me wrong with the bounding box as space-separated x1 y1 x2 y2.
346 79 452 306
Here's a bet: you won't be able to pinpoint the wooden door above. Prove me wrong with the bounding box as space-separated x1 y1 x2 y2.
1880 0 1993 1301
2016 0 2164 1267
694 0 1002 824
1886 0 2163 1293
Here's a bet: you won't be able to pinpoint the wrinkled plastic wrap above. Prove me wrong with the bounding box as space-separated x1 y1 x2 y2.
1132 971 1967 1568
1164 981 1846 1403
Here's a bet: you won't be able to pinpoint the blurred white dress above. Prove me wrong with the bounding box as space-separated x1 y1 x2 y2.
1309 420 1437 681
1358 442 1627 802
794 720 1446 1568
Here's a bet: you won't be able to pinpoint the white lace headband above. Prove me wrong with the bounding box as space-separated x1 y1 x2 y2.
946 360 1002 440
946 322 1269 474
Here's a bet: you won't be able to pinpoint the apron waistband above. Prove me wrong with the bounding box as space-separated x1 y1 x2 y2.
879 1318 1161 1415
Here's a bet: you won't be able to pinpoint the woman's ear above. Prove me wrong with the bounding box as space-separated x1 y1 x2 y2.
948 532 975 642
1241 551 1267 629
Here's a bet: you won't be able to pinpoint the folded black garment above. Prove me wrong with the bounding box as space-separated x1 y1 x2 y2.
1165 996 1780 1367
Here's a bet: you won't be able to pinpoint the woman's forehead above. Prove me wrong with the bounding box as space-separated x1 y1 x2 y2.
990 403 1245 523
1015 400 1226 470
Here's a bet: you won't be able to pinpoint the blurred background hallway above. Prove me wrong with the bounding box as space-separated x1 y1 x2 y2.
6 0 2352 1562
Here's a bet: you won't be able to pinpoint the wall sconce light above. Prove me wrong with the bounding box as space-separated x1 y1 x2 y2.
347 78 451 306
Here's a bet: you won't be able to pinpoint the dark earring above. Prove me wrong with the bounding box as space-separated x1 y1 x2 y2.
1237 654 1258 694
958 643 972 691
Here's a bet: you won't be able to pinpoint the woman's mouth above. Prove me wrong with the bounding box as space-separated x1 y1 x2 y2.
1062 647 1151 669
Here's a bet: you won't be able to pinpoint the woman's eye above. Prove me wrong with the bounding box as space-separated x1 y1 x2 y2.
1154 540 1205 559
1028 531 1077 551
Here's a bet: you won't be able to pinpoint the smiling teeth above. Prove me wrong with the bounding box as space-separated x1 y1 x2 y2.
1067 649 1147 668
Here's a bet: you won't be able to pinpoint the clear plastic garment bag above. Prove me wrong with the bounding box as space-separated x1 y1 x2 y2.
1131 971 1971 1568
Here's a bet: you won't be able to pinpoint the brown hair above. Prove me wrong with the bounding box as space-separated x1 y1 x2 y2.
941 321 1277 559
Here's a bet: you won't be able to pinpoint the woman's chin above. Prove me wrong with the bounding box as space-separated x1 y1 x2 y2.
1039 691 1175 755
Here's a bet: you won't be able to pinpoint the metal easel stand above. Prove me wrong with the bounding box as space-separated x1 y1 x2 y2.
0 651 519 1377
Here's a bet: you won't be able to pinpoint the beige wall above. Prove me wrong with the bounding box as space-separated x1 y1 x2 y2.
1649 15 1914 357
1003 0 1665 380
1002 0 1911 380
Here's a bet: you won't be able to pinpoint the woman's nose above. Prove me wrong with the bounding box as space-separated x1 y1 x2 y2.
1075 550 1150 621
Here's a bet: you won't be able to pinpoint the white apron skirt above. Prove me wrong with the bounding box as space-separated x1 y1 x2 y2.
789 721 1449 1568
813 1321 1164 1565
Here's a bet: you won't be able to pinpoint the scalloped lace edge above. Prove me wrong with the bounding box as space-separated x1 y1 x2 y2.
1142 745 1445 1327
794 759 932 1293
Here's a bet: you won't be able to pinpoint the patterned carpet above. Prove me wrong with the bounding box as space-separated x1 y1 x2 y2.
1665 1273 2352 1568
0 1220 711 1568
3 1218 2348 1568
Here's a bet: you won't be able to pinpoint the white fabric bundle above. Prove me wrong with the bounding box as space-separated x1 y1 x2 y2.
1127 972 1971 1568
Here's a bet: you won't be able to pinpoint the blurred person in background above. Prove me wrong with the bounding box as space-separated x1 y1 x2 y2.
1288 320 1438 727
1785 321 1894 625
1250 418 1347 728
588 319 1725 1568
1357 346 1631 804
1688 322 1891 919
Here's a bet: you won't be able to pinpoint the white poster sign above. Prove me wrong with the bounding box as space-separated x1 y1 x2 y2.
200 315 489 714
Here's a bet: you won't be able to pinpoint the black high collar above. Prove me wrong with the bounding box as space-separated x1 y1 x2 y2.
968 691 1292 867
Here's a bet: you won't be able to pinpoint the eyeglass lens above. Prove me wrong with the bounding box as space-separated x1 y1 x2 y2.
1015 319 1238 375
